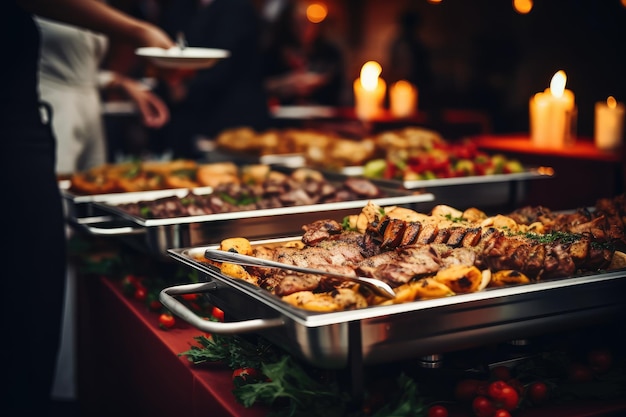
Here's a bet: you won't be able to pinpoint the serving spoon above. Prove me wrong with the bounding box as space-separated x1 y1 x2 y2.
204 248 396 299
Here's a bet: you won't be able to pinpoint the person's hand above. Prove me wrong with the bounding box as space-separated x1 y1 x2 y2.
133 21 174 49
115 75 170 128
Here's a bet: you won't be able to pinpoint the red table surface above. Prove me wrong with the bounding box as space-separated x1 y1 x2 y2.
77 275 268 417
471 133 622 163
78 275 626 417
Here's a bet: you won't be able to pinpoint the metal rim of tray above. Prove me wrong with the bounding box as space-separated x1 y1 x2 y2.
89 192 436 227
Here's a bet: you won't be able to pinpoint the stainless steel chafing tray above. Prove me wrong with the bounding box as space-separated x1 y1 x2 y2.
345 167 555 211
68 188 435 257
162 239 626 369
339 166 554 189
60 180 214 221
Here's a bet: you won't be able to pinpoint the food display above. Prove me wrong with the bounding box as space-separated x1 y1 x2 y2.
213 126 531 182
111 166 392 219
361 136 525 181
67 160 240 195
215 126 379 168
198 194 626 312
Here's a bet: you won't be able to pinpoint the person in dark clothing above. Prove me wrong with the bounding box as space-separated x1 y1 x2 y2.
0 2 172 416
387 10 434 112
261 0 346 107
153 0 272 159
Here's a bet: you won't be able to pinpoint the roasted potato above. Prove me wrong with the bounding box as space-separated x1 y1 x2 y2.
488 270 531 287
434 264 483 293
219 238 253 255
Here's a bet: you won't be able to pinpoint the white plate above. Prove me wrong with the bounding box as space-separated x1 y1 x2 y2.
271 105 336 119
135 46 230 69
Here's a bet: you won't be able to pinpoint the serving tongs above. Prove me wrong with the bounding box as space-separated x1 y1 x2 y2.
204 248 396 299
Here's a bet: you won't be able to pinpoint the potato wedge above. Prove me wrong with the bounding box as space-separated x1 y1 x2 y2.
219 238 253 255
434 264 483 293
608 251 626 270
488 270 531 287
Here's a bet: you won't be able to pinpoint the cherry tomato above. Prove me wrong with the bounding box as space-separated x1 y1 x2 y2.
487 380 507 400
587 348 613 374
181 293 198 301
232 367 262 386
498 386 519 411
427 405 449 417
149 299 162 312
121 275 139 296
506 378 525 398
133 286 147 301
568 362 594 383
472 396 496 417
527 381 549 405
494 409 511 417
158 313 175 329
123 274 140 286
488 381 519 411
490 366 511 382
212 306 225 321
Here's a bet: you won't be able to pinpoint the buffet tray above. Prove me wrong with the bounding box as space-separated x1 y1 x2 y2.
60 180 214 221
69 187 434 257
340 166 554 189
162 239 626 369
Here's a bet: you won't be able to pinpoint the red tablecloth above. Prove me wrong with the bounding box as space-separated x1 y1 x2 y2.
77 275 268 417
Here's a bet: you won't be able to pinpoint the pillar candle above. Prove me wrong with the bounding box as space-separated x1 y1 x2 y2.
595 96 625 151
529 70 576 148
390 80 418 118
354 61 386 121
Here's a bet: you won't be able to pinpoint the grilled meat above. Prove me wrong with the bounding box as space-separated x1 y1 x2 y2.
116 170 387 219
482 231 613 279
508 195 626 245
301 219 344 245
218 195 625 310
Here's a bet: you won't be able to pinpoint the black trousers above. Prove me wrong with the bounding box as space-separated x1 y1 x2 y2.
0 104 67 416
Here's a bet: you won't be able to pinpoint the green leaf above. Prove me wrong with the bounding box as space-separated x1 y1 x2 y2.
370 374 426 417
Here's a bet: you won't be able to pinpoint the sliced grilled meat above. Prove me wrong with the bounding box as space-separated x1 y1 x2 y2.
481 231 613 279
344 177 381 198
301 219 343 245
266 271 321 296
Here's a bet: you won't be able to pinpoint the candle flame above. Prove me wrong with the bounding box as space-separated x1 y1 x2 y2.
607 96 617 109
513 0 533 14
550 70 567 98
360 61 382 91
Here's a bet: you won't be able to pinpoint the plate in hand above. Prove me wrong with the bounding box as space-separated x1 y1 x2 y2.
135 46 230 70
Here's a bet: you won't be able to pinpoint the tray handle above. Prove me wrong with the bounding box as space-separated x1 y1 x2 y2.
160 282 285 334
67 216 146 236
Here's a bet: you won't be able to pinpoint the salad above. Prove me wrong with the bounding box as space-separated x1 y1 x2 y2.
363 140 524 181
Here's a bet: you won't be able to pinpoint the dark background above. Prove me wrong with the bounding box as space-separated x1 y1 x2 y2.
106 0 626 139
340 0 626 138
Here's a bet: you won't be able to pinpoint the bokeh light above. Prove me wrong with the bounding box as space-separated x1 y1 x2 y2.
306 3 328 23
513 0 533 14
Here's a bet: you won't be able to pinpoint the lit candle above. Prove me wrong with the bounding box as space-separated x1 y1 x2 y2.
595 96 625 151
529 70 576 148
390 80 418 119
353 61 386 121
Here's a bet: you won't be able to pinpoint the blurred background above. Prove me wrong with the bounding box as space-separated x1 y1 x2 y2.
107 0 626 137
